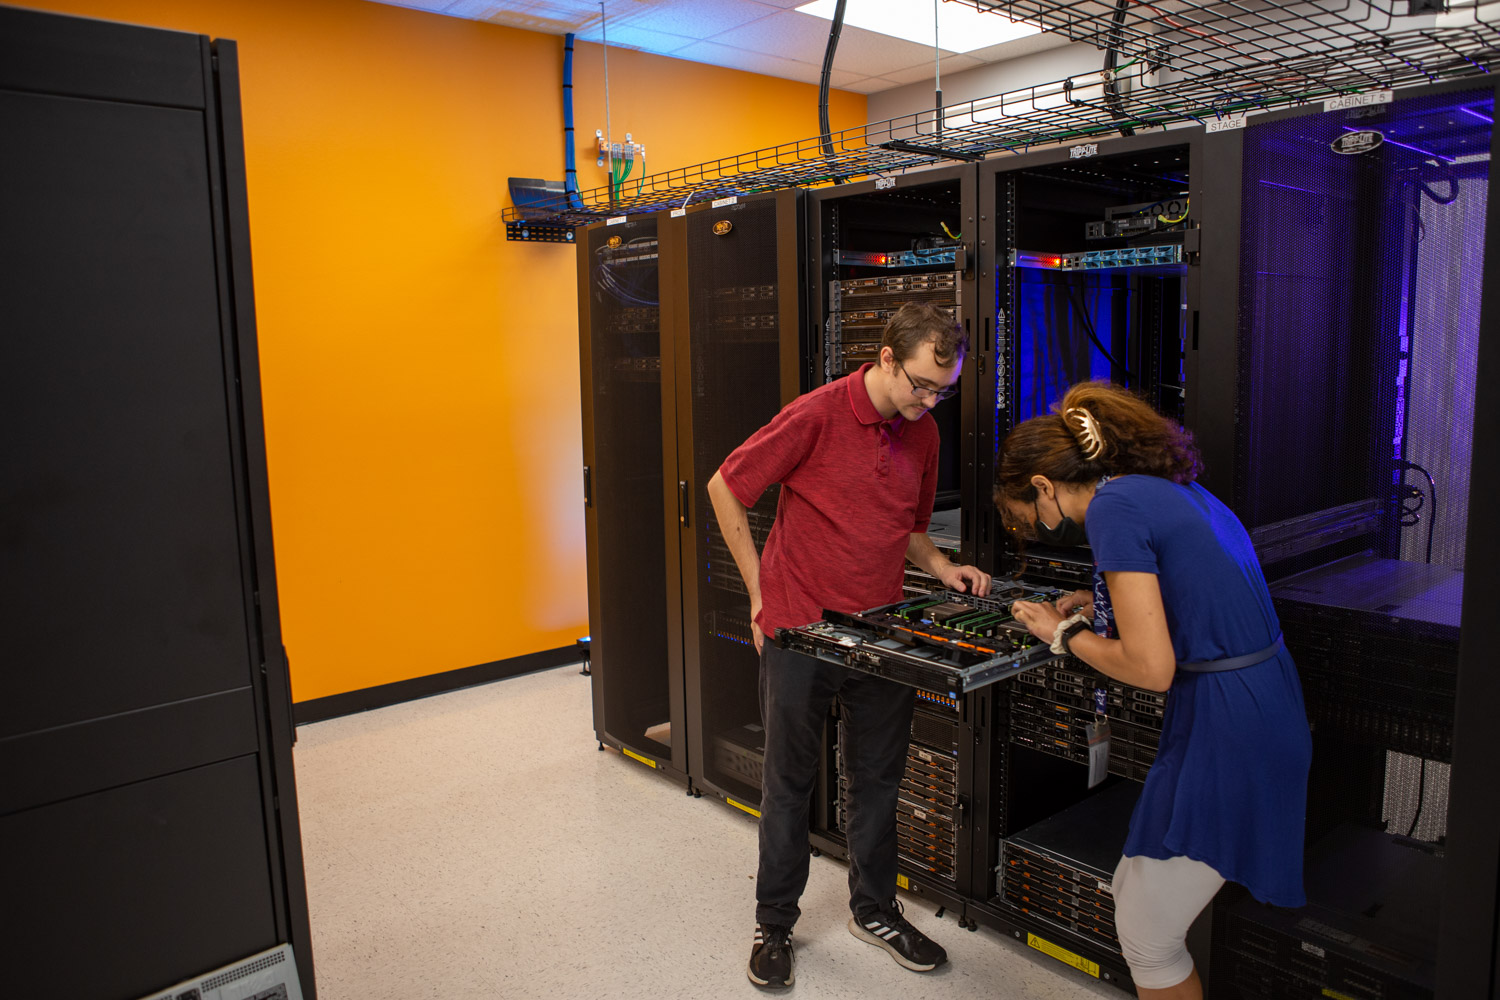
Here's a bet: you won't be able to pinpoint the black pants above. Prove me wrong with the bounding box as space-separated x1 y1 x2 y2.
755 641 915 928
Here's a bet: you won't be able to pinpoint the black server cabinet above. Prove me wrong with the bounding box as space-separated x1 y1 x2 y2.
956 132 1200 992
578 211 689 780
975 131 1202 574
1189 79 1500 1000
803 167 983 913
0 9 312 999
672 190 806 810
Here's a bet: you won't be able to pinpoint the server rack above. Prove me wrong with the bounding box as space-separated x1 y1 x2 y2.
933 130 1205 992
1188 78 1500 1000
975 130 1203 573
673 190 807 810
807 165 981 559
578 211 690 780
802 168 985 913
1 9 312 998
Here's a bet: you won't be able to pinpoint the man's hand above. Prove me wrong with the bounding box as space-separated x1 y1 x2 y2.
751 594 765 654
1056 589 1093 619
1010 598 1065 643
939 563 993 597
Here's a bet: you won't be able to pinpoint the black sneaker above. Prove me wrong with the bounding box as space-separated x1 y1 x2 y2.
748 922 794 989
848 899 947 972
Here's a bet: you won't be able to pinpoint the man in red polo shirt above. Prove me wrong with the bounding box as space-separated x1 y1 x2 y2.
707 302 991 990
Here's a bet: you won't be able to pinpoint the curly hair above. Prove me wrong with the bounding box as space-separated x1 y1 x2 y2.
994 381 1202 506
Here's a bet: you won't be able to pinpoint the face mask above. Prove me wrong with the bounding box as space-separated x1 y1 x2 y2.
1034 494 1087 548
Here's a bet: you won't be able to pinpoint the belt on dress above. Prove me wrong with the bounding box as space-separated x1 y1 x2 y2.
1177 634 1284 674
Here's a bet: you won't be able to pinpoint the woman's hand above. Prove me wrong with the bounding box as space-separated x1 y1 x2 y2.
1056 589 1093 619
1010 599 1065 644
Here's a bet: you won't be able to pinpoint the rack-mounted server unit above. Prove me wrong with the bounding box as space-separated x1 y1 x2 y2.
799 579 1068 918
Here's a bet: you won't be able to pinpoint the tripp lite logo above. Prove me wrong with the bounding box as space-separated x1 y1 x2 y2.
1331 130 1385 155
1070 143 1100 159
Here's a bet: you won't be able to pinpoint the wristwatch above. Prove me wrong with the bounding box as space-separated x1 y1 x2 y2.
1050 613 1093 656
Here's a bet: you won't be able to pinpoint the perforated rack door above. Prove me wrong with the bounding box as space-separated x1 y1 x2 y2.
675 192 802 806
578 214 681 773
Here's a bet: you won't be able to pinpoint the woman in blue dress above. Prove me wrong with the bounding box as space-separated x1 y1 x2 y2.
995 381 1311 1000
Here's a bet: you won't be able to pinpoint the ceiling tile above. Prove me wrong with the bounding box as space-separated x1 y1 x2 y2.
961 30 1077 65
839 76 905 94
596 0 777 40
709 9 944 68
581 24 702 54
670 40 824 85
878 54 985 87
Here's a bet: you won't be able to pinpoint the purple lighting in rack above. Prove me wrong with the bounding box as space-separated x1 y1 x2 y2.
1460 106 1494 124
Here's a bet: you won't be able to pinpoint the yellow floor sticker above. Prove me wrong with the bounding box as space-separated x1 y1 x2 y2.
726 798 762 819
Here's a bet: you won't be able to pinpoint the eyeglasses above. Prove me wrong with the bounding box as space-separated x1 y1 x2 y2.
898 364 957 402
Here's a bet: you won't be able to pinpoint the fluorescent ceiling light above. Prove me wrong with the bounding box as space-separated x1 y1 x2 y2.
795 0 1041 54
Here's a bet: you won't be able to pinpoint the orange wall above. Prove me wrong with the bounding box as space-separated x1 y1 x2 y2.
18 0 866 702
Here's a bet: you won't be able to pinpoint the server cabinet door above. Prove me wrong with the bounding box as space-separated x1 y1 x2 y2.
578 213 687 778
677 191 804 808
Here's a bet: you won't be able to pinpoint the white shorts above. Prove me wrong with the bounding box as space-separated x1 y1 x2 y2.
1110 854 1225 990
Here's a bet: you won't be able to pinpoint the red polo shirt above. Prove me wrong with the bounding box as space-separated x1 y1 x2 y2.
719 363 939 636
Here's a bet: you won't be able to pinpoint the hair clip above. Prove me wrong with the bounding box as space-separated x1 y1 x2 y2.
1065 407 1106 461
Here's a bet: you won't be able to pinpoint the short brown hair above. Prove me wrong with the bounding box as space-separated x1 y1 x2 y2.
881 302 967 368
994 381 1202 507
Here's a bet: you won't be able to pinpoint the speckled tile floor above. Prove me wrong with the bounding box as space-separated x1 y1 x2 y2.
293 664 1123 1000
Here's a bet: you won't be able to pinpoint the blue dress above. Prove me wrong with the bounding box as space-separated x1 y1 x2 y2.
1087 475 1312 907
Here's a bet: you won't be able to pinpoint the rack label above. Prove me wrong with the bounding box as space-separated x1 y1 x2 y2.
1069 143 1099 159
606 216 627 226
897 874 910 890
621 747 657 768
1325 90 1393 112
670 208 686 217
1206 116 1246 133
1027 933 1100 977
712 196 738 208
875 176 896 189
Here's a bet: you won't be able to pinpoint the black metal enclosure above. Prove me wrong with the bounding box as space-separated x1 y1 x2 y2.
578 212 688 779
0 8 312 999
579 191 806 807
